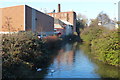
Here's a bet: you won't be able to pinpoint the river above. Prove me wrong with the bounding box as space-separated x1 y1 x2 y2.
40 42 119 78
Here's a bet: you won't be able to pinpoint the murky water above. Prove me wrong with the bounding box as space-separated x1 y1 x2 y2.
42 43 119 78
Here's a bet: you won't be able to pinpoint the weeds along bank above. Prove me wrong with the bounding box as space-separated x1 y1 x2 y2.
2 32 62 78
80 26 120 67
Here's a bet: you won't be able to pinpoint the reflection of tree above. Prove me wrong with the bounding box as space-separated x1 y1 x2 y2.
80 43 119 78
95 61 119 78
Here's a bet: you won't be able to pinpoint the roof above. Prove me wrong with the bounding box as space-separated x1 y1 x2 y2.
48 11 76 14
60 20 73 25
1 5 24 9
103 23 116 30
54 24 64 29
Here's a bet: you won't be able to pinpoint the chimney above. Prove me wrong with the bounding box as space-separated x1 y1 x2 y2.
58 4 61 12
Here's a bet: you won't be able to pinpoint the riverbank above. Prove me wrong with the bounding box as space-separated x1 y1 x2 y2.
2 32 80 79
2 32 63 79
80 26 119 67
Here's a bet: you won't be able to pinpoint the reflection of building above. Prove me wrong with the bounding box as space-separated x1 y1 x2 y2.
0 5 54 35
56 44 75 69
56 50 74 68
48 4 76 33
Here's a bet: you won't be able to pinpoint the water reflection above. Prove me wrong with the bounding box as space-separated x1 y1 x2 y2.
79 43 119 78
42 42 119 78
45 43 98 78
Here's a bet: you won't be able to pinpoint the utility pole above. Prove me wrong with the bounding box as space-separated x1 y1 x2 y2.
114 3 117 21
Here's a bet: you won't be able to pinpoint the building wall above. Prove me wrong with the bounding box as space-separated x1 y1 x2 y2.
0 8 2 31
1 5 24 32
25 6 32 31
25 5 54 34
48 11 76 32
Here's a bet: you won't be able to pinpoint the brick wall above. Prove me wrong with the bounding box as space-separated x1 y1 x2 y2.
0 5 54 33
1 5 24 32
0 8 2 31
48 11 76 32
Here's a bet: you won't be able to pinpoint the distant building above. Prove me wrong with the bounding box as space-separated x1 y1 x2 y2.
54 19 65 35
0 5 54 35
54 19 73 35
48 4 76 32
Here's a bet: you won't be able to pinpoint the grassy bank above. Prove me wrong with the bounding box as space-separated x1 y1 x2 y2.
80 26 119 67
2 32 62 78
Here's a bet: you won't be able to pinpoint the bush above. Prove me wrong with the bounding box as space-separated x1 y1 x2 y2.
80 26 119 67
91 30 119 66
2 32 63 78
2 32 44 62
2 32 48 78
80 26 107 44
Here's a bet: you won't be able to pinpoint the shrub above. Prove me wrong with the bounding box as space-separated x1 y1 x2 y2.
80 26 107 44
2 32 47 78
91 30 119 66
80 25 119 66
2 32 62 78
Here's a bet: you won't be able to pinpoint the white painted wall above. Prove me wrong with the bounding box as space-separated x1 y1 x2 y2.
65 25 72 35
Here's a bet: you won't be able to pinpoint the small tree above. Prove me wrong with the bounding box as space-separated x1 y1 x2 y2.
5 17 12 33
97 12 111 25
2 17 21 33
76 13 88 36
2 17 13 33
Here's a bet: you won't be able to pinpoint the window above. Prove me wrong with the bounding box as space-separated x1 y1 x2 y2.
52 14 54 17
55 14 56 17
64 13 67 17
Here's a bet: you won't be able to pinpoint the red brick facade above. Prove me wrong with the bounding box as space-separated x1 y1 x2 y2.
0 5 54 34
48 11 76 32
1 5 24 32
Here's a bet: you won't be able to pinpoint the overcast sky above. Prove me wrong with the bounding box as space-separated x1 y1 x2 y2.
0 0 119 20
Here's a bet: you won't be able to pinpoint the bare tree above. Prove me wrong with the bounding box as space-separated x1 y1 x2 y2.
97 12 111 25
2 17 12 33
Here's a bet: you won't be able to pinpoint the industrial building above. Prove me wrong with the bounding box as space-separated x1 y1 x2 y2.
48 4 76 33
0 5 54 35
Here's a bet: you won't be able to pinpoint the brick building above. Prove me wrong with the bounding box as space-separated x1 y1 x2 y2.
48 4 76 32
0 5 54 34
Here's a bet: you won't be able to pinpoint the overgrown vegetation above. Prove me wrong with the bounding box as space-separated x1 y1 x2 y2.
91 30 119 66
81 26 107 44
80 25 119 67
2 32 62 78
